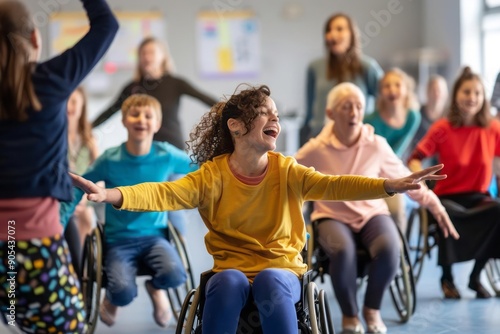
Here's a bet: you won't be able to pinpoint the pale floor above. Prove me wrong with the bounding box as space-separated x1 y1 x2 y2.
2 210 499 334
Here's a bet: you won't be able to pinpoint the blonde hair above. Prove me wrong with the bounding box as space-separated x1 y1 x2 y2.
326 82 366 111
376 68 419 111
121 94 162 123
133 37 174 82
0 0 41 121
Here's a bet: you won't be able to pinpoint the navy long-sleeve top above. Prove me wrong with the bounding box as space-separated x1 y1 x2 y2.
0 0 118 201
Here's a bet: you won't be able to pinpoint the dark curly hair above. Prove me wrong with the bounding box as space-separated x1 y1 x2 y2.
187 84 271 164
448 66 491 128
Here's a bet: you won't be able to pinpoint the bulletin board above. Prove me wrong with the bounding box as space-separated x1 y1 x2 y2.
196 10 260 78
49 11 166 72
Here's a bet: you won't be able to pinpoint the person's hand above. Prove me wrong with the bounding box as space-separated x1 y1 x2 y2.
69 172 107 202
432 209 460 240
384 164 446 194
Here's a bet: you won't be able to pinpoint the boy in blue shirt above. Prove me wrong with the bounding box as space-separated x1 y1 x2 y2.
61 94 198 327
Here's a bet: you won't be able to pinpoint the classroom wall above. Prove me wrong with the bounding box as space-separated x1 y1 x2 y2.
20 0 464 154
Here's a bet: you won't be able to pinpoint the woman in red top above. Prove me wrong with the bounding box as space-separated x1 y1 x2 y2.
408 67 500 299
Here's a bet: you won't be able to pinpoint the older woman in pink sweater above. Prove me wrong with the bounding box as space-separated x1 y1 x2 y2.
295 83 458 334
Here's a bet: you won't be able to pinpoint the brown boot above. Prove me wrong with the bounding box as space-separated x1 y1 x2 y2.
441 278 461 299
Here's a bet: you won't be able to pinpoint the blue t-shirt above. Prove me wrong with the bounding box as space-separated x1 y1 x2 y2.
61 141 198 243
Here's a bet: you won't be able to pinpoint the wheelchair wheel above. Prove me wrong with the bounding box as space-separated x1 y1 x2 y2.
175 288 201 334
389 226 416 323
485 258 500 297
166 223 196 322
81 226 103 334
405 206 436 283
306 281 334 334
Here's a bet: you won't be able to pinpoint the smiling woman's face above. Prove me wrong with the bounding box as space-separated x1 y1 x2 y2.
325 16 352 56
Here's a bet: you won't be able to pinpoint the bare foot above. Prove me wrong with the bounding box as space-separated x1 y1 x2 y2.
362 306 387 334
145 280 172 327
99 297 118 327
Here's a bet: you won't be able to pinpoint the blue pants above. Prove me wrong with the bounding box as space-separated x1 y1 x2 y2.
202 269 301 334
105 236 186 306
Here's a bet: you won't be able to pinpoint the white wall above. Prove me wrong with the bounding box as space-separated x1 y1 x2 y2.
421 0 461 85
22 0 430 154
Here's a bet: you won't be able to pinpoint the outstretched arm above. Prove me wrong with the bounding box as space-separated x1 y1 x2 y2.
69 172 123 207
383 164 446 194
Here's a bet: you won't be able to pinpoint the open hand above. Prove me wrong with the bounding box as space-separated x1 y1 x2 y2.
433 209 460 240
69 172 107 202
384 164 446 194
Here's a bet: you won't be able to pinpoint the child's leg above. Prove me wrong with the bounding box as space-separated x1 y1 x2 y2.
141 236 186 289
104 240 140 306
202 269 250 334
252 269 301 333
0 234 87 333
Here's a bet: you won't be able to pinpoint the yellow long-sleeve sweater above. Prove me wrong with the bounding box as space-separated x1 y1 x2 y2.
118 152 389 279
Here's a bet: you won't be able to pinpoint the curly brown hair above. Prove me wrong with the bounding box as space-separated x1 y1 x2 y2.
187 84 271 164
448 66 491 128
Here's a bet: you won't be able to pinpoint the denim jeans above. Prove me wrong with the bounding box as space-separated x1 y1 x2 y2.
202 268 301 334
105 235 186 306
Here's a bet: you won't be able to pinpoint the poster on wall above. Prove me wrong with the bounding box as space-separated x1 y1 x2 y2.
50 11 165 91
196 10 260 78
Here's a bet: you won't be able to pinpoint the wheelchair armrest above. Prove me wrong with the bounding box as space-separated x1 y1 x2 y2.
441 198 498 218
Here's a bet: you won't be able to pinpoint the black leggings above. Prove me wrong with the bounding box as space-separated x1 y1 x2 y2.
316 215 399 316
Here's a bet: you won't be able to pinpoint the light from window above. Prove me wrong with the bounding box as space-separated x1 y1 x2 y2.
483 13 500 111
486 0 500 8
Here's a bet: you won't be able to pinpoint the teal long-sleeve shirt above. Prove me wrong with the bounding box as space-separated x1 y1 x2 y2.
60 141 198 243
364 109 421 158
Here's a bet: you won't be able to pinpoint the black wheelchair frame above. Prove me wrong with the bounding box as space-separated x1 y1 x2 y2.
406 199 500 296
175 269 335 334
80 222 195 334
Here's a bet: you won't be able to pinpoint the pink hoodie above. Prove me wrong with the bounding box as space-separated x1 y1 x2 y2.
295 122 445 232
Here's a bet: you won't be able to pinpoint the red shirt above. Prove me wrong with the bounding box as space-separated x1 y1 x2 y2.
416 119 500 196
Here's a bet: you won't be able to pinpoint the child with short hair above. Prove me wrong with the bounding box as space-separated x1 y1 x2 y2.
61 94 198 327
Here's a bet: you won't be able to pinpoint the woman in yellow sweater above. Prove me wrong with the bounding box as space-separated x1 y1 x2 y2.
70 84 449 334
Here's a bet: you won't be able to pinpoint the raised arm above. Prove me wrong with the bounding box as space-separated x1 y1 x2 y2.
41 0 119 97
92 84 132 127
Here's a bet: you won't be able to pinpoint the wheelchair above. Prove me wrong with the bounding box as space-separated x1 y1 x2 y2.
406 199 500 295
175 269 335 334
306 218 416 323
81 222 195 334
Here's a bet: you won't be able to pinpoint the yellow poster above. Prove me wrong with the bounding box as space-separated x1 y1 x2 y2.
196 10 260 78
50 11 165 72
